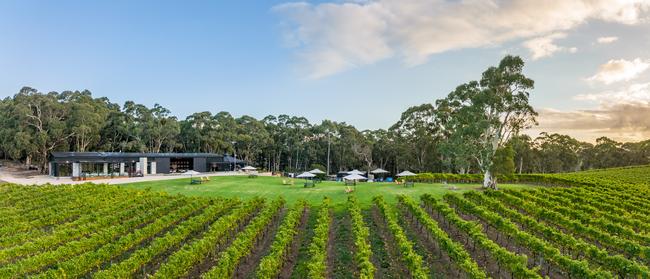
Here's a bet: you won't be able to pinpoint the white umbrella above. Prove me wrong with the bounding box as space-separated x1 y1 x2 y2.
347 169 364 175
308 169 325 174
183 170 201 179
242 166 257 171
370 168 389 174
343 174 367 180
396 170 416 177
296 172 316 178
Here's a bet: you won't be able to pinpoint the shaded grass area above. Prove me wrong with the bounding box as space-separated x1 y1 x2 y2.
120 176 533 207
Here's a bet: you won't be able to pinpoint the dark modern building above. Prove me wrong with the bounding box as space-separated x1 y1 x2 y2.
49 152 245 178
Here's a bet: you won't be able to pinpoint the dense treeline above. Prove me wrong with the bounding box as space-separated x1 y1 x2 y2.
1 57 648 176
1 86 647 175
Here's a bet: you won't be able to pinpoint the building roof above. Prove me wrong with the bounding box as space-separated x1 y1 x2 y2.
51 152 224 159
50 152 248 165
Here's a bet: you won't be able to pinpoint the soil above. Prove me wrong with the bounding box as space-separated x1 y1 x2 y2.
329 210 356 279
290 206 319 279
0 161 41 178
397 205 465 279
424 204 511 279
368 206 408 279
234 207 287 279
279 207 309 279
184 205 264 278
440 201 567 278
326 210 335 278
136 203 237 278
89 204 210 277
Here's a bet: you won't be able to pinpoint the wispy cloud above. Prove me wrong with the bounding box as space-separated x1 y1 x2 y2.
275 0 650 78
531 82 650 142
531 104 650 142
587 58 650 84
522 33 577 60
596 36 619 44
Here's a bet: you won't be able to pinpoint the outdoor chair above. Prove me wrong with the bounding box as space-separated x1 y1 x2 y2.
404 181 415 188
304 181 315 188
190 179 202 185
344 180 356 186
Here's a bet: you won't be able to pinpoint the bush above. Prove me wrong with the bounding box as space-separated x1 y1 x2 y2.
402 172 588 186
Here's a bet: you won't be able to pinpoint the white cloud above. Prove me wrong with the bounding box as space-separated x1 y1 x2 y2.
522 33 577 60
576 82 650 104
597 36 619 44
274 2 393 78
275 0 650 78
587 58 650 84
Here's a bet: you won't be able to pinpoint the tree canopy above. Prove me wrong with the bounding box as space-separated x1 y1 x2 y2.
1 56 649 176
436 55 537 188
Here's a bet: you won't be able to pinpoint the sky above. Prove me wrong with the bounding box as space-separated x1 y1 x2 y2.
1 0 650 143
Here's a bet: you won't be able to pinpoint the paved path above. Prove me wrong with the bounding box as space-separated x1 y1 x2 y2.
0 170 272 185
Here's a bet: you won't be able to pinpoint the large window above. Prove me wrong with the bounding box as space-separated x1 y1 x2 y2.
170 158 192 173
79 162 121 176
56 163 72 177
111 163 120 174
81 163 104 175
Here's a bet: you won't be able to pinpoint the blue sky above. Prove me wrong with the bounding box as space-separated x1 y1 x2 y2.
1 1 650 142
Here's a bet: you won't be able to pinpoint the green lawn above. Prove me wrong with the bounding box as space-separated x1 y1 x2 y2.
120 175 534 207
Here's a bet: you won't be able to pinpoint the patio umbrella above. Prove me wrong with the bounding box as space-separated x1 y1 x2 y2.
343 174 367 181
308 168 325 174
183 170 201 180
369 168 389 182
347 169 364 175
242 166 257 171
396 170 416 177
296 172 316 179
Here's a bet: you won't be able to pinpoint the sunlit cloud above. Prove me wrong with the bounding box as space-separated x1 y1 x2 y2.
530 104 650 142
531 82 650 142
587 58 650 84
576 82 650 104
596 36 619 44
275 0 650 78
522 33 577 60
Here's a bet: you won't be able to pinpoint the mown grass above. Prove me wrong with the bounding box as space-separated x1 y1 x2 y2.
120 175 533 206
